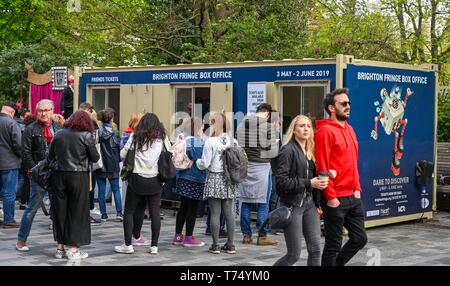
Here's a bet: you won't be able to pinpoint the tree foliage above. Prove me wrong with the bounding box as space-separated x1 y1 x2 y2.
0 0 449 137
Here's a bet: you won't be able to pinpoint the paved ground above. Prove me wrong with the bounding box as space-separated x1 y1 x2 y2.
1 204 450 266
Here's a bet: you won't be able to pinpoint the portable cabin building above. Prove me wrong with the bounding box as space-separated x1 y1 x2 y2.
74 54 438 227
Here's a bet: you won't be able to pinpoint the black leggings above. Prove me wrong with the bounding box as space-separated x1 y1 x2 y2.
123 190 161 246
175 196 199 236
131 198 146 239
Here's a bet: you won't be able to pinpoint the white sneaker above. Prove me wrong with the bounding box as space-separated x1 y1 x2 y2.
66 249 88 260
114 244 134 254
15 243 30 252
149 246 158 255
0 208 3 219
90 207 101 216
48 224 53 230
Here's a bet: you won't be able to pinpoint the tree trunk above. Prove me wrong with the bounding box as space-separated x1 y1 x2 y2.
417 0 425 61
430 0 438 62
395 1 409 61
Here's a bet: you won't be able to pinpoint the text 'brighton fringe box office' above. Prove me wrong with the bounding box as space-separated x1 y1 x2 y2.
74 54 438 227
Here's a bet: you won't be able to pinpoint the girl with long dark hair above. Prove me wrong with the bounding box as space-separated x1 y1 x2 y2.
114 113 166 255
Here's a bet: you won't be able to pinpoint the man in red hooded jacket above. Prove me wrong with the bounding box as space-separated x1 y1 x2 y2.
315 88 367 266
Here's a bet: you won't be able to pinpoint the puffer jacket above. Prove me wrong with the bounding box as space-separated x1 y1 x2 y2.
48 128 100 172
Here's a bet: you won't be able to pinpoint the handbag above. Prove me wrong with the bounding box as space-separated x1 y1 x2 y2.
120 140 136 181
158 141 176 182
30 158 53 191
259 206 293 231
93 129 104 171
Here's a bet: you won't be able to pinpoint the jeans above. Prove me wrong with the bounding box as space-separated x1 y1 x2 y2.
240 174 272 236
0 169 18 223
240 202 269 236
97 177 122 215
18 181 44 241
273 197 321 266
321 195 368 266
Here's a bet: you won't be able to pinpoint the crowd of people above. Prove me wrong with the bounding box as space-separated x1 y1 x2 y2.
0 87 367 266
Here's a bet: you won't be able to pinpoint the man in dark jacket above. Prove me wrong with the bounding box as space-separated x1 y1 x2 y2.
16 99 62 251
236 103 279 246
315 88 368 266
0 100 22 228
60 75 74 119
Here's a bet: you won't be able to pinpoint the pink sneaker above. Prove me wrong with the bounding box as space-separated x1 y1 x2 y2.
172 234 185 245
183 236 205 247
132 235 150 247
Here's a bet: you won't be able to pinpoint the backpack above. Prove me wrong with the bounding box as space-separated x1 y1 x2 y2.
170 133 193 170
222 142 248 184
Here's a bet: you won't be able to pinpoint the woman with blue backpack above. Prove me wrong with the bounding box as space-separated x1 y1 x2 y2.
172 117 207 247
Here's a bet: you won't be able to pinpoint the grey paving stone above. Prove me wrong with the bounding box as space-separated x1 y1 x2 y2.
2 204 450 266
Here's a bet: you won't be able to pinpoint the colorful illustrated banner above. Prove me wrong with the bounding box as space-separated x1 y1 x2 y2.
345 65 436 221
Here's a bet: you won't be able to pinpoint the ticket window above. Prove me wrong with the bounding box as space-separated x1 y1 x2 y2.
174 86 211 131
281 84 327 135
92 87 121 127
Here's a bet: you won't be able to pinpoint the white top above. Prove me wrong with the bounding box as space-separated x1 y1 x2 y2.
120 133 164 178
196 133 236 173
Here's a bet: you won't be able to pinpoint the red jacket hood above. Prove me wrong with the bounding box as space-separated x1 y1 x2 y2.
315 118 344 130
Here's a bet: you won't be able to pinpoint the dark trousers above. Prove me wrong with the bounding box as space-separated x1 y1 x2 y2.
123 190 161 246
51 171 91 247
175 196 199 236
321 195 368 266
20 174 30 205
89 174 96 210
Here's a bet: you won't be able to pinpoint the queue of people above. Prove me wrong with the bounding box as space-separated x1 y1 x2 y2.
0 87 367 265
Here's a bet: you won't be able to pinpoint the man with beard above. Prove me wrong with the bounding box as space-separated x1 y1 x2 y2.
314 88 368 266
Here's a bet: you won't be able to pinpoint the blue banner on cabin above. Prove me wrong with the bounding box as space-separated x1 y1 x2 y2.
345 64 436 220
80 64 336 113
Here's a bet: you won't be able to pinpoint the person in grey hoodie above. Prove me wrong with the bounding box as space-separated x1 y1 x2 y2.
0 100 22 228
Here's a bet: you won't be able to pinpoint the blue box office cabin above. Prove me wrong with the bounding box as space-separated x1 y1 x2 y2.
74 54 438 227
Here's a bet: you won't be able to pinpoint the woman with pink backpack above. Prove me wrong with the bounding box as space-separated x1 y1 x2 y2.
172 117 207 247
